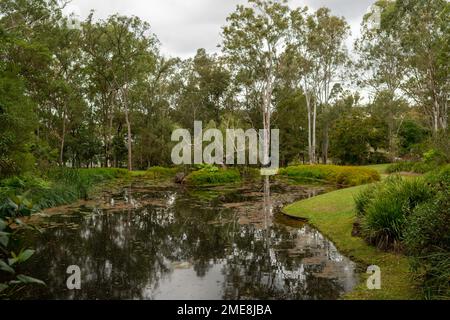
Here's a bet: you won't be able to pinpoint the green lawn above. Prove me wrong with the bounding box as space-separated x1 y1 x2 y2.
283 185 420 300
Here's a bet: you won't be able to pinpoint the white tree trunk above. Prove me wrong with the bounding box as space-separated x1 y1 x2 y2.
122 89 133 171
312 102 317 164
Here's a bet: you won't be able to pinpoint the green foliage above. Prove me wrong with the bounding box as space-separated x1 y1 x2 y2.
0 168 128 210
358 176 433 250
329 109 388 165
0 194 44 297
386 161 435 174
403 167 450 299
354 183 382 217
186 167 241 186
146 166 182 179
398 120 429 156
279 165 380 187
423 149 448 166
387 148 449 174
404 192 450 299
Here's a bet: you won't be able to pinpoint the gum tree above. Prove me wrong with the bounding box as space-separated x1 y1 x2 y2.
84 14 158 170
222 0 290 167
291 7 349 164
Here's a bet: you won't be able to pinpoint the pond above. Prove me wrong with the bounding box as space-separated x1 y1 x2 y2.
13 180 358 300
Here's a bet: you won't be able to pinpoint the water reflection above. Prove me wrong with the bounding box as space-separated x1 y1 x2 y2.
13 181 358 300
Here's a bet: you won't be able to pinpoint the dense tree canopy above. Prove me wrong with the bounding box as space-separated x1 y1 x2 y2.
0 0 448 176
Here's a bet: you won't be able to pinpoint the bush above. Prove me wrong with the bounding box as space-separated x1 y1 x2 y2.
0 168 128 210
356 166 450 298
425 164 450 188
359 176 433 249
354 183 382 217
279 165 380 187
146 166 181 179
186 167 241 186
404 192 450 299
387 161 435 174
388 148 449 175
423 149 448 166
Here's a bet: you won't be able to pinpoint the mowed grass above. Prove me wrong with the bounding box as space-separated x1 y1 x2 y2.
283 185 420 300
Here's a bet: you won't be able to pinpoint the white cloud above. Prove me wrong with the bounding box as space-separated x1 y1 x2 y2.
68 0 376 58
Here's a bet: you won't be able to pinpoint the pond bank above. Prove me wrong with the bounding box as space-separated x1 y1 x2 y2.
282 185 420 300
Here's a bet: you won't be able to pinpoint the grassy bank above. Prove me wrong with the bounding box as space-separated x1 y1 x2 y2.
279 165 381 187
0 168 130 211
283 185 420 300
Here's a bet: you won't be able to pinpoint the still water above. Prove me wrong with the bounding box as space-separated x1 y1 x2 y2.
15 181 358 300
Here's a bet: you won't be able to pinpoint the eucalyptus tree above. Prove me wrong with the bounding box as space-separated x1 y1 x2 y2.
0 0 80 170
173 49 231 131
355 1 419 157
222 0 291 167
389 0 449 134
358 0 449 136
291 7 349 164
83 14 159 170
47 19 86 166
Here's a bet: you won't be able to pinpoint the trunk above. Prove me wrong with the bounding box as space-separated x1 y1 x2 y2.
433 102 439 135
263 175 271 249
312 102 317 164
59 106 67 166
107 93 116 168
122 89 133 171
262 79 273 166
388 104 395 156
124 106 132 171
322 125 329 164
108 113 114 167
263 108 271 166
306 93 313 164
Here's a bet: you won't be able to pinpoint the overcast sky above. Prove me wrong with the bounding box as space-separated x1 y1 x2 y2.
64 0 377 58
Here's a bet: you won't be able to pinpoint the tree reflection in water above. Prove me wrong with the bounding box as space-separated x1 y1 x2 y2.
14 181 357 300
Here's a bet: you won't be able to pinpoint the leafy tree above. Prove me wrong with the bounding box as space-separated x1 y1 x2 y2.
329 109 371 165
222 0 291 165
291 7 349 164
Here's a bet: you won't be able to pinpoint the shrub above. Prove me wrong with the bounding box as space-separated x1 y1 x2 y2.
359 176 433 249
146 166 181 179
186 167 241 186
425 164 450 188
423 149 448 166
356 166 450 298
386 161 435 174
0 168 128 210
388 149 449 175
386 162 415 174
1 194 45 297
354 183 382 217
404 192 450 299
279 165 380 187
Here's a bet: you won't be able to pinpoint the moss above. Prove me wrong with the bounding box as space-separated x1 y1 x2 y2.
283 185 420 300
